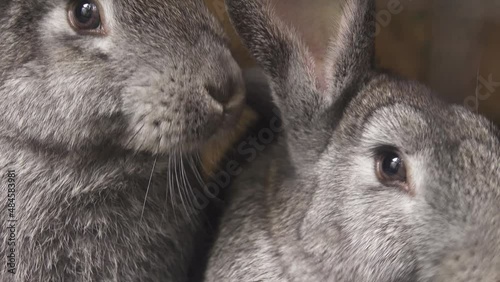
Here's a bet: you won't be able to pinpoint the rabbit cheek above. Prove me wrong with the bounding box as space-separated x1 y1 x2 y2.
431 235 500 282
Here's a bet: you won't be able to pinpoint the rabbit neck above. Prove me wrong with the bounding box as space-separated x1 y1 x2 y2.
0 137 202 281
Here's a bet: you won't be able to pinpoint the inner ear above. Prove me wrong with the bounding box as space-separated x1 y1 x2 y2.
272 0 342 90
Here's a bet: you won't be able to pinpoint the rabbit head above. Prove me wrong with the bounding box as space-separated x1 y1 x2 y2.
226 0 500 281
0 0 244 154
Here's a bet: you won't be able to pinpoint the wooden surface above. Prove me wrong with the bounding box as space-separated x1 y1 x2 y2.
205 0 500 125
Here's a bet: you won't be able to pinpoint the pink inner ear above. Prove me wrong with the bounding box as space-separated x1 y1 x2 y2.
272 0 336 93
312 53 328 92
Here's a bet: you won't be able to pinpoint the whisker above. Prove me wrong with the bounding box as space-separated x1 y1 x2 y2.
178 126 198 221
179 148 200 226
188 154 207 209
140 141 161 222
179 153 194 210
135 132 148 155
186 154 204 220
168 151 179 224
194 152 203 173
189 152 217 232
124 122 146 149
174 148 192 223
191 152 206 187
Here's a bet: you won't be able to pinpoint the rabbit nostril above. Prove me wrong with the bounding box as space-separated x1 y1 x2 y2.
205 80 234 105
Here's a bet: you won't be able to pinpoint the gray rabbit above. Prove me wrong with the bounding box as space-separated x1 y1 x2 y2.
205 0 500 281
0 0 245 281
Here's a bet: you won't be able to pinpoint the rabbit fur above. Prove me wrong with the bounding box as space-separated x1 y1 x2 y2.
205 0 500 281
0 0 245 281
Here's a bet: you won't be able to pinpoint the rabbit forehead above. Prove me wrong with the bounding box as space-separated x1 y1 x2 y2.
336 75 496 152
360 105 430 152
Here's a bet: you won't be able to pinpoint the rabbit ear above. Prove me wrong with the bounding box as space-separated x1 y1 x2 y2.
226 0 375 130
226 0 324 126
324 0 375 95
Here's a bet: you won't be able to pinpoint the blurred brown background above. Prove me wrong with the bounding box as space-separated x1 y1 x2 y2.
205 0 500 125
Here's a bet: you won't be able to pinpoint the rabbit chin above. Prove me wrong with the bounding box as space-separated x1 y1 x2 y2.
121 92 245 155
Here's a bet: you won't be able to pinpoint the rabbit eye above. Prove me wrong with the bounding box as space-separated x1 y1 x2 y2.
68 0 103 34
375 149 408 189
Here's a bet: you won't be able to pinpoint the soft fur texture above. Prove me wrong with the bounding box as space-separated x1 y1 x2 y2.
0 0 245 281
205 0 500 281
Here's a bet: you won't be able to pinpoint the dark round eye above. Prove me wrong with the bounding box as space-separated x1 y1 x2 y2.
375 150 408 188
68 0 102 33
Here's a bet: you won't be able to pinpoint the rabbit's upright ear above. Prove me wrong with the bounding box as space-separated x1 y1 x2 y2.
226 0 375 128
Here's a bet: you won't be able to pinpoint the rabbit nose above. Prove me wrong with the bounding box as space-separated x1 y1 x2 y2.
204 79 236 105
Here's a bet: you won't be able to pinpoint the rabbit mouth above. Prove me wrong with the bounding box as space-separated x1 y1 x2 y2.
121 88 245 155
198 90 246 145
219 92 246 130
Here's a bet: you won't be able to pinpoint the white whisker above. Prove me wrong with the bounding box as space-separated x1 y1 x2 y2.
140 141 160 222
125 122 146 149
168 152 179 224
174 148 191 222
187 154 205 208
191 152 206 187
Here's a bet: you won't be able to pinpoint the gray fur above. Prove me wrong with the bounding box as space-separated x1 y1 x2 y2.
205 0 500 281
0 0 244 281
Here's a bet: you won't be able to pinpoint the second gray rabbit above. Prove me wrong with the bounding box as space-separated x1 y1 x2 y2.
205 0 500 281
